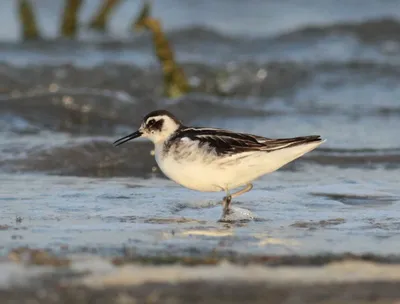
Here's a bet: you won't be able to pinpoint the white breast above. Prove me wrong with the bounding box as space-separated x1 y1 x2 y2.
154 141 225 192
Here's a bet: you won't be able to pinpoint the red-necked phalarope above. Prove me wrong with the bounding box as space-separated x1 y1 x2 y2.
114 110 325 217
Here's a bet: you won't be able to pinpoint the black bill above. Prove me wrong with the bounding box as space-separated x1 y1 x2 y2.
113 130 142 146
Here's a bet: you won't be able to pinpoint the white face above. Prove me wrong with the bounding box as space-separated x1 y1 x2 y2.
139 115 180 143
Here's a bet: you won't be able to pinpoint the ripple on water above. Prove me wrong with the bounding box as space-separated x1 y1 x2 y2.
311 192 399 206
290 218 346 230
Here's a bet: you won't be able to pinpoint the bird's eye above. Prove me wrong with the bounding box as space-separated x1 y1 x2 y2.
148 119 155 125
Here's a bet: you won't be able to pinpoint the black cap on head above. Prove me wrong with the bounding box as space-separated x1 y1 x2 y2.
143 110 181 125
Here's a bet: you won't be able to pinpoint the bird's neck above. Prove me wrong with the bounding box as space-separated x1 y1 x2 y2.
154 141 167 162
153 129 180 157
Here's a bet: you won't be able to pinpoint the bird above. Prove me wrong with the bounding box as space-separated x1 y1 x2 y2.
113 109 325 217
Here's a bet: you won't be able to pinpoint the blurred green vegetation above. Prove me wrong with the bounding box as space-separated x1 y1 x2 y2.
133 1 190 98
60 0 83 38
18 0 41 40
89 0 121 31
16 0 190 98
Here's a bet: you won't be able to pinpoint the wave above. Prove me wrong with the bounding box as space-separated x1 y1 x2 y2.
1 18 399 68
0 140 156 177
298 147 400 168
273 18 400 43
152 18 400 44
0 61 400 135
2 140 400 177
2 18 396 47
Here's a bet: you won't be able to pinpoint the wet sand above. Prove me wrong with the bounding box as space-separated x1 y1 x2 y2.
3 278 400 304
2 250 400 303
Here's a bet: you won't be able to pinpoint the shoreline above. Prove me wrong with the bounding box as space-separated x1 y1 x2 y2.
2 249 400 303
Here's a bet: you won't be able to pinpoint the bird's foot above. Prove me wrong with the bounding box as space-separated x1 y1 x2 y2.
222 207 232 217
222 195 232 217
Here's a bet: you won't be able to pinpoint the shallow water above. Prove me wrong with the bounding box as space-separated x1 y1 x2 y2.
1 165 399 256
0 0 400 258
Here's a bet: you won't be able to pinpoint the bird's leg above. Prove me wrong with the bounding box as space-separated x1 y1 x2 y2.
222 190 232 216
222 184 253 217
231 183 253 199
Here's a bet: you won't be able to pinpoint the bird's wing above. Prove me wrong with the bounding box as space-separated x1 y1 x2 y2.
178 127 322 155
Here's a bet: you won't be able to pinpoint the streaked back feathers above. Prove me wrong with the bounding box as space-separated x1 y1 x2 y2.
166 127 323 156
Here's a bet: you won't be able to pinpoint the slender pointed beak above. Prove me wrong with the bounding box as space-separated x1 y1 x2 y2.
113 130 142 146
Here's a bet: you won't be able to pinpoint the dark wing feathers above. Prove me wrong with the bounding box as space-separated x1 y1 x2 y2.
175 127 322 156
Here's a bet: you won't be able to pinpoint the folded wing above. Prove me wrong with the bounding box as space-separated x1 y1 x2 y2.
178 127 322 156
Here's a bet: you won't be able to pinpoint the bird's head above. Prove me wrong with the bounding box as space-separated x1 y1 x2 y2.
113 110 182 146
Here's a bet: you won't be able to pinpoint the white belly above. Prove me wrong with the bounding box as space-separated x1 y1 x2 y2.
154 140 323 192
155 142 240 192
157 157 225 192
